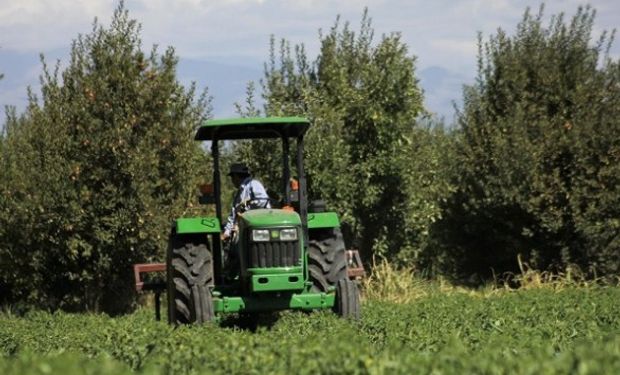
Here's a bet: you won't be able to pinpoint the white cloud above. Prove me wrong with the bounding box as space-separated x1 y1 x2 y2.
1 0 619 119
431 38 478 57
2 0 617 64
0 0 113 51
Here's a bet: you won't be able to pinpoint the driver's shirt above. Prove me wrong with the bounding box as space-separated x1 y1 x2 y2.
223 176 271 236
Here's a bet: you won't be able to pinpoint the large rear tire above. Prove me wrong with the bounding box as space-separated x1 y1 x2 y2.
334 278 361 320
308 227 347 293
167 233 214 325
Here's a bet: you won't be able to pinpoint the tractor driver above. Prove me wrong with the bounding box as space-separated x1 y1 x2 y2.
221 163 271 242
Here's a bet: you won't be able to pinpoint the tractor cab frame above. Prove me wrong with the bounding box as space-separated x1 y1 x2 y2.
197 117 312 285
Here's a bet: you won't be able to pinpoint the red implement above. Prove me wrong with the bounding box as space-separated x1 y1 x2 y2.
133 262 166 321
133 263 165 292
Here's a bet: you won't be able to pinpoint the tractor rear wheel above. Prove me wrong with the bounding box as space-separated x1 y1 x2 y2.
167 233 214 325
308 227 347 293
334 278 361 320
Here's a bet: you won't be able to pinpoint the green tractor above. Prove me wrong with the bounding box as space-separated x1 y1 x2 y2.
139 117 363 324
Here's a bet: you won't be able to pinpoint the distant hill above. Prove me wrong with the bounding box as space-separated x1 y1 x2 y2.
1 49 464 124
177 57 263 118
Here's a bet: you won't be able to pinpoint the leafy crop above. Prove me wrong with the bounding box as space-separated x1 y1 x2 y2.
1 288 619 374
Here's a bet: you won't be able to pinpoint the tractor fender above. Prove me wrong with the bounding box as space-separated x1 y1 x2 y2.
174 217 221 234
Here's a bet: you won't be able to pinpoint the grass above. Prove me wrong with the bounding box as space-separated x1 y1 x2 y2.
362 255 619 304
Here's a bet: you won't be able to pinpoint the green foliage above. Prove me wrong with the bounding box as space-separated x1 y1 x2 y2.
1 288 619 374
235 10 448 264
397 122 456 266
0 4 210 312
435 5 620 281
0 353 138 375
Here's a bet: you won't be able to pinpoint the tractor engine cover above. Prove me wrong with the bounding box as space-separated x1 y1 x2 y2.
237 209 305 292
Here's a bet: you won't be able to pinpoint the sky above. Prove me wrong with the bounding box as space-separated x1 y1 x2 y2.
0 0 618 123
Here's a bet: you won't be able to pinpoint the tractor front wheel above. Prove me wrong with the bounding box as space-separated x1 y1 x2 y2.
167 233 214 325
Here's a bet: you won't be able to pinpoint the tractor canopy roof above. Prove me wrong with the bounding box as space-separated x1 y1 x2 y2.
195 116 310 141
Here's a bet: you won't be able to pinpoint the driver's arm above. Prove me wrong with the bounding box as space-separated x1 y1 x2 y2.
222 191 240 238
222 206 235 239
222 181 252 239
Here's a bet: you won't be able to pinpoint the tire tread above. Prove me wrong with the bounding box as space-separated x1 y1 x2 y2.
167 233 214 325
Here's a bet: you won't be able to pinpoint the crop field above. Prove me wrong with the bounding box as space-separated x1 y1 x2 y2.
1 287 619 374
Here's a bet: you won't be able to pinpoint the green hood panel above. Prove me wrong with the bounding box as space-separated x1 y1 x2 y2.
240 209 301 228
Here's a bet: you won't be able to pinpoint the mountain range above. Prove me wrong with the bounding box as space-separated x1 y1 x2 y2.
1 49 466 125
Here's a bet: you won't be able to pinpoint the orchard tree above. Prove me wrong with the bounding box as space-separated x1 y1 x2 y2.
437 5 620 281
0 4 210 312
236 10 441 262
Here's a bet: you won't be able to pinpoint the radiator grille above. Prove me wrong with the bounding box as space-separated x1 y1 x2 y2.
248 240 301 268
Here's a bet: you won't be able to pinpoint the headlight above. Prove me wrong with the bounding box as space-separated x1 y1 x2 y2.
252 229 270 242
280 228 298 241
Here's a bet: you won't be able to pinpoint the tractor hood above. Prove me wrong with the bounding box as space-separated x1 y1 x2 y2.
240 209 301 228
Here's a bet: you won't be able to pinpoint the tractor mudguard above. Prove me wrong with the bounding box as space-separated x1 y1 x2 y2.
175 217 221 234
307 212 340 229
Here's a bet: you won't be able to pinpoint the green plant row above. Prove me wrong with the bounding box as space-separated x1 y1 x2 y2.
1 288 619 374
